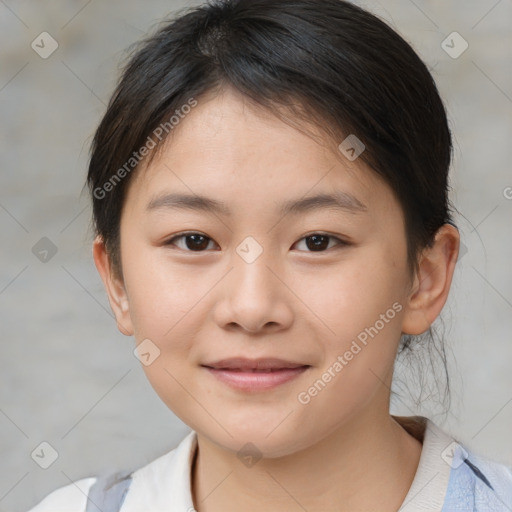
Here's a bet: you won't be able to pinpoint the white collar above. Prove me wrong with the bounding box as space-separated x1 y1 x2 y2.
121 416 455 512
121 429 197 512
396 416 456 511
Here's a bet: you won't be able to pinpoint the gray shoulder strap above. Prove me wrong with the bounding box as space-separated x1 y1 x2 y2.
85 470 133 512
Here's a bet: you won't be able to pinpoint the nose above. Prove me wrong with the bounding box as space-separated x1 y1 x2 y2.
212 243 293 334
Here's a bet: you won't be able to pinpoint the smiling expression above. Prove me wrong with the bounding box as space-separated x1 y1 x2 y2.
103 86 419 457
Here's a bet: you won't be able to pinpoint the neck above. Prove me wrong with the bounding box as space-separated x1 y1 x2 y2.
191 403 423 512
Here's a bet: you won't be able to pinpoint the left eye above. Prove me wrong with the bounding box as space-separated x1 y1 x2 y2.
293 234 346 252
164 232 347 252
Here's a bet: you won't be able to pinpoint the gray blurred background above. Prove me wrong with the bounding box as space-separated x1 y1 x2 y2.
0 1 511 510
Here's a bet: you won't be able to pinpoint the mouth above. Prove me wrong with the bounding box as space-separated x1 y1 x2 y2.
201 357 310 371
201 357 311 392
204 367 302 372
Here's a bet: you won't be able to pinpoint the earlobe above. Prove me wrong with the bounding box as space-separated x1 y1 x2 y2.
92 236 134 337
401 224 460 336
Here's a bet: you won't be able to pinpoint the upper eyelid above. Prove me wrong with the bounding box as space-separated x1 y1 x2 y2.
166 232 219 248
166 231 345 241
165 231 348 248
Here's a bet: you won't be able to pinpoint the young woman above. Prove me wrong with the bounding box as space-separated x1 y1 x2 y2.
28 0 512 510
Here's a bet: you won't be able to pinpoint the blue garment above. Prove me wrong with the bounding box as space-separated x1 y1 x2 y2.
85 471 132 512
441 441 512 511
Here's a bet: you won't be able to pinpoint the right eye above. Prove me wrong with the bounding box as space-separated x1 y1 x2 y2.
163 232 219 252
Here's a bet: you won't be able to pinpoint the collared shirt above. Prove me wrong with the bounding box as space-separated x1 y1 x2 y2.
27 415 512 511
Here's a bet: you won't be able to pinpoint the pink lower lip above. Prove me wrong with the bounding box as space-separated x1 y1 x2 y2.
203 366 310 392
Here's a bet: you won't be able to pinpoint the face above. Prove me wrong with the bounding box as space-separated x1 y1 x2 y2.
102 87 419 457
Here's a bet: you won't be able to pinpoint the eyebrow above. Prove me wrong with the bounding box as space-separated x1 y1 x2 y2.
145 191 367 216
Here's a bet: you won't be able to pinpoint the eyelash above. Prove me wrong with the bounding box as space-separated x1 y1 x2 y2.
163 231 349 253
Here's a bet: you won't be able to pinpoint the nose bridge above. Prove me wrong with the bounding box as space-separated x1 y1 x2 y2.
232 234 277 294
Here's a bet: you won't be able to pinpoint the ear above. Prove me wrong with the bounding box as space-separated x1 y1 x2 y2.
92 235 134 336
401 224 460 335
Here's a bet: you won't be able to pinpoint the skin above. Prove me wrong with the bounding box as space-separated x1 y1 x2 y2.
93 86 460 512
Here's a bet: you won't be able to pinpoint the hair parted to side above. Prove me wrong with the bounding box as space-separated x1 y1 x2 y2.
85 0 456 415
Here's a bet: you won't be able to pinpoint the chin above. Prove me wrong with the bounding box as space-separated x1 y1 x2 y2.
197 420 313 460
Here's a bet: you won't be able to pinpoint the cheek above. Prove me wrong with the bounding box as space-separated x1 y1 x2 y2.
295 256 406 340
122 246 205 338
293 251 407 404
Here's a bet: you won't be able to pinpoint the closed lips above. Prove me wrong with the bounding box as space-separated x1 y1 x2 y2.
206 367 305 372
201 357 310 371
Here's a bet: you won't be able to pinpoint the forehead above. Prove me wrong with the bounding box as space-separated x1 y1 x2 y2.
124 88 394 219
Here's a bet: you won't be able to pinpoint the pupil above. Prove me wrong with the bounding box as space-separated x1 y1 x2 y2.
307 235 328 251
186 234 209 251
